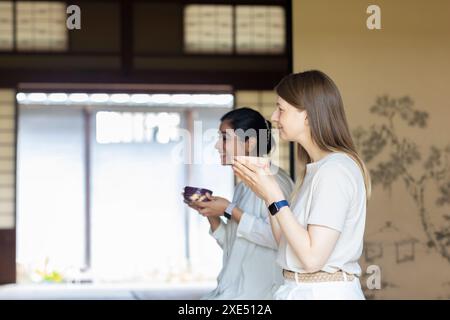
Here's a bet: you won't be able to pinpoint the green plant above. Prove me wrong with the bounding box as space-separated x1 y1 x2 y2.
35 257 64 283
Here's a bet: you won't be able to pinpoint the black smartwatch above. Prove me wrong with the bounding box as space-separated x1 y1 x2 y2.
268 200 289 216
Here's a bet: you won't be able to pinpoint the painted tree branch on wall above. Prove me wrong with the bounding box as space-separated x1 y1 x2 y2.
353 95 450 262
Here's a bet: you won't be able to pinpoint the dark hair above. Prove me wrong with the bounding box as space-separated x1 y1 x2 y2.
220 107 275 156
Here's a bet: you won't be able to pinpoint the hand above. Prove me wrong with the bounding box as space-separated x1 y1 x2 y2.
232 156 285 204
181 193 203 212
191 193 230 218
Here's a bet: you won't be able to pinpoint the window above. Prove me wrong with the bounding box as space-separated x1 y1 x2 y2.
0 1 68 52
184 4 285 55
17 1 67 51
17 107 87 276
236 6 285 54
0 89 16 229
184 5 233 54
0 1 13 50
96 112 181 145
16 92 234 283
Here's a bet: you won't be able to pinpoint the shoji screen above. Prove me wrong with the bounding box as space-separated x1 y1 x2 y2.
0 1 14 50
0 89 15 229
16 1 68 51
0 89 16 284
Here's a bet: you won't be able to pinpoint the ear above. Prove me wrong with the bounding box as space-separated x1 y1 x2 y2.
304 111 309 127
245 136 258 156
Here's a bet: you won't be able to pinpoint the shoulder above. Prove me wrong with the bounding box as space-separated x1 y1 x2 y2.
314 153 361 191
319 153 361 177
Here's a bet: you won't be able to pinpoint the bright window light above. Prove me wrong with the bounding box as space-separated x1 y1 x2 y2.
69 93 89 103
28 93 47 102
16 92 27 102
214 94 234 105
151 94 171 104
48 93 68 103
16 92 234 108
96 111 181 144
130 94 151 104
171 94 192 105
192 94 213 104
89 94 109 103
110 94 130 104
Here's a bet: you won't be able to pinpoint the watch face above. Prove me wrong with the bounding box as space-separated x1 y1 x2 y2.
269 203 278 215
269 200 289 215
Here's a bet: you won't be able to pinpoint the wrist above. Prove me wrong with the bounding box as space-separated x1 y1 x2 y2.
224 202 236 220
231 207 243 223
268 199 289 216
265 194 285 206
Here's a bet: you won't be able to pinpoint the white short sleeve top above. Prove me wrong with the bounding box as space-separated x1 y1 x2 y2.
276 152 367 276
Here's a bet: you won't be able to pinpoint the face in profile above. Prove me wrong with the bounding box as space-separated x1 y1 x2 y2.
271 96 308 142
214 120 250 165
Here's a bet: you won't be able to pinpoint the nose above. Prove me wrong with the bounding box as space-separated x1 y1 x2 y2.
214 138 221 151
271 109 279 123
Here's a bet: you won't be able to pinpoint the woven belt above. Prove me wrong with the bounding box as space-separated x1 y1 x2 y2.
283 269 356 283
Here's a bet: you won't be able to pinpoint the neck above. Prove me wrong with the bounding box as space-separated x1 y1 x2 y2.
297 137 331 162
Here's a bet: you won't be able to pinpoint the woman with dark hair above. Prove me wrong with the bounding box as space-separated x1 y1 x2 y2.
234 71 370 300
184 107 293 300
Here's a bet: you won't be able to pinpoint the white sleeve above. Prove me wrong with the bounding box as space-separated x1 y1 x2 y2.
307 163 355 232
209 183 243 249
236 212 278 250
209 220 227 249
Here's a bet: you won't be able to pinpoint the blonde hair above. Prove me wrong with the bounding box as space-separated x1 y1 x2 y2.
275 70 371 202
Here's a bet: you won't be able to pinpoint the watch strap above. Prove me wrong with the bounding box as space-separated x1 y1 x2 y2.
268 200 289 216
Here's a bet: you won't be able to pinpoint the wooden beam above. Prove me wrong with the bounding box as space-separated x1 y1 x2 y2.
0 229 15 284
0 70 286 90
120 0 134 74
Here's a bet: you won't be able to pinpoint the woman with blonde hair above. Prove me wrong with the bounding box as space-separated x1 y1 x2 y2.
233 70 371 300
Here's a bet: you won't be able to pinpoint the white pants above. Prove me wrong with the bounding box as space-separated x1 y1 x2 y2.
274 277 365 300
